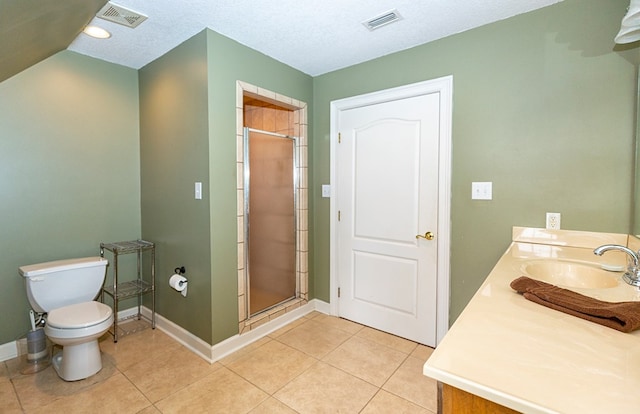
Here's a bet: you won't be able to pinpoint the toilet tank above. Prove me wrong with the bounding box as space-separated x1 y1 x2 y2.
19 257 108 313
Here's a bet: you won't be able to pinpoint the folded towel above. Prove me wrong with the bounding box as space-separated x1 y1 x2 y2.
510 276 640 333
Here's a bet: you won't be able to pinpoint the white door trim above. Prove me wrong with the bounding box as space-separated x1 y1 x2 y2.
329 76 452 344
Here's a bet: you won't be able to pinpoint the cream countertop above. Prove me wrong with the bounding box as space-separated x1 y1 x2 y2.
423 227 640 414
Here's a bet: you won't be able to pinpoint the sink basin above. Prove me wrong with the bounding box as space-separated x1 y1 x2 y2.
522 261 619 289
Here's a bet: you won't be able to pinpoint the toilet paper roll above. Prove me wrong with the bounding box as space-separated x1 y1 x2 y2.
169 274 188 297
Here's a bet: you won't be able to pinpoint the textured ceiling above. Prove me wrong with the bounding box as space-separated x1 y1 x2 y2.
68 0 563 76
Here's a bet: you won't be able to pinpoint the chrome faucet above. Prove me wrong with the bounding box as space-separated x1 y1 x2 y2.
593 244 640 287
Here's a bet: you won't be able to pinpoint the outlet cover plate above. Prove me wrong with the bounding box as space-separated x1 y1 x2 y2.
546 212 561 230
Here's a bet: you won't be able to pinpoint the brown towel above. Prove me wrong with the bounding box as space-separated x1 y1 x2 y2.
510 276 640 333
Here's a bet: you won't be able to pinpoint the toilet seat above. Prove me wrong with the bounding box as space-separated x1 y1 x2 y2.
43 301 113 381
47 301 112 329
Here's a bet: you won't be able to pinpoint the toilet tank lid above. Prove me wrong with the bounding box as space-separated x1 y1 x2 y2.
19 257 107 277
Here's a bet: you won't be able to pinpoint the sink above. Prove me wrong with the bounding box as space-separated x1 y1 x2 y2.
522 261 619 289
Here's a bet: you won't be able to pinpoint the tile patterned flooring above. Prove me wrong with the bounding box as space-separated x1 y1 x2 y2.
1 312 437 413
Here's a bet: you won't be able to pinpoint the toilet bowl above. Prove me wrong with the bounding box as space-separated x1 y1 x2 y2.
19 256 111 381
44 301 113 381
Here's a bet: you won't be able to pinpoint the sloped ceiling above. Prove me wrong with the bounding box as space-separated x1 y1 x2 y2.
0 0 107 83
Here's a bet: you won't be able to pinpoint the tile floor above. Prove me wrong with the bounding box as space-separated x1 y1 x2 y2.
1 312 437 413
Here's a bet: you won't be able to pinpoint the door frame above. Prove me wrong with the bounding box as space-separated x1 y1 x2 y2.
329 76 453 345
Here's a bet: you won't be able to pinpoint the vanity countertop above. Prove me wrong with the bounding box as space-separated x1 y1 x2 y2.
423 227 640 414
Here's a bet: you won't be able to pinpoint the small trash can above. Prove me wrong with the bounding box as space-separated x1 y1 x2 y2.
20 329 50 374
26 329 48 362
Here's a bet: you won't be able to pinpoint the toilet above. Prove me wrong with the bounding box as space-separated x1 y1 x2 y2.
19 257 113 381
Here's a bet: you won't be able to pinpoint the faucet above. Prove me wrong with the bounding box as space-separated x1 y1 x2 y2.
593 244 640 287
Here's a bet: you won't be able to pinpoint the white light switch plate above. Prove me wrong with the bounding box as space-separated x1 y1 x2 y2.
195 182 202 200
472 182 492 200
322 184 331 198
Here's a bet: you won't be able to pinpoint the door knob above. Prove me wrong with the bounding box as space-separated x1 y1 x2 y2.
416 231 434 240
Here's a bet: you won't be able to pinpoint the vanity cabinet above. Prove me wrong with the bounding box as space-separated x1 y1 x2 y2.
100 239 156 342
423 227 639 413
439 383 520 414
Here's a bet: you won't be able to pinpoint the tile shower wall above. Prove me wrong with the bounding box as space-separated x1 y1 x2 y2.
244 98 294 136
236 81 308 333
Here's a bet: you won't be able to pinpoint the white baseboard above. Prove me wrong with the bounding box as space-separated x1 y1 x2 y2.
0 341 18 362
0 298 330 364
210 299 327 362
313 298 331 315
138 306 214 363
148 299 328 363
141 299 328 363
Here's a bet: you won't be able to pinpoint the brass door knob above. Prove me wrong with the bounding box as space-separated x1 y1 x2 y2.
416 231 434 240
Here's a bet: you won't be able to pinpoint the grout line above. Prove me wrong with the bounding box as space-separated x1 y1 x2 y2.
4 314 436 413
359 388 382 413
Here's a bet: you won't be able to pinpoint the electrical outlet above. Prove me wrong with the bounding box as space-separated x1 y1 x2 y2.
546 212 561 230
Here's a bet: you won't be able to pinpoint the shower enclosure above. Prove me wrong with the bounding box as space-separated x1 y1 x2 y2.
244 127 298 316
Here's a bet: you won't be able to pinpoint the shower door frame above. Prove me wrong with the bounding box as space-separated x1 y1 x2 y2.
235 81 309 335
243 127 300 318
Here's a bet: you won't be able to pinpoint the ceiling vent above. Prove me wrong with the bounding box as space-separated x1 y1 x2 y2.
362 9 403 31
97 2 148 28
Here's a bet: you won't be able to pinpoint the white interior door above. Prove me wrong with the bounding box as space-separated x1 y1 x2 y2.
331 78 452 346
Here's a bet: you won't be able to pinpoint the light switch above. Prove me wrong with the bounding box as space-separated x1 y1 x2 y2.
322 184 331 198
471 182 492 200
195 182 202 200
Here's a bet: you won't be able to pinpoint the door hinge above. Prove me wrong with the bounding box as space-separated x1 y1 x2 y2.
338 210 341 221
338 132 341 143
338 287 341 298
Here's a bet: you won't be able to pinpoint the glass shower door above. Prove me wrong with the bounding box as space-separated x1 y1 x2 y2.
244 128 297 316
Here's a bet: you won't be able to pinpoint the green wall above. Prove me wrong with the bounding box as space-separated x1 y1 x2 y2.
2 0 639 348
139 29 313 345
205 30 313 345
0 51 140 344
139 32 213 343
312 0 638 322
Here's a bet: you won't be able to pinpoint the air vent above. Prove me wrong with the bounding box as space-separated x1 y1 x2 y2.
97 2 147 28
362 9 403 31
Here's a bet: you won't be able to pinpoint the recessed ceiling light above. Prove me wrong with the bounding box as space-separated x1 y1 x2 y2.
83 25 111 39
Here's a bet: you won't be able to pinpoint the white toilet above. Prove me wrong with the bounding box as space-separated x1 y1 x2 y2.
19 257 113 381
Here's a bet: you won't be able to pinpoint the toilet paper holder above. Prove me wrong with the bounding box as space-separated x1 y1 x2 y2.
170 267 188 297
174 266 187 286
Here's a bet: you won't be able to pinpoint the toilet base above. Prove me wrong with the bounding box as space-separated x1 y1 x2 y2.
51 339 103 381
